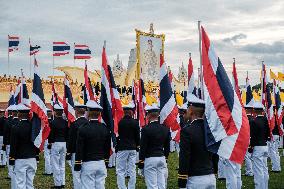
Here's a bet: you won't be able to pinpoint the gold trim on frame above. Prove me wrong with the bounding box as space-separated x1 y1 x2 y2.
135 29 165 80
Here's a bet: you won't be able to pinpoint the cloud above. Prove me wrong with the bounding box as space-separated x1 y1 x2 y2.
223 33 247 43
240 41 284 54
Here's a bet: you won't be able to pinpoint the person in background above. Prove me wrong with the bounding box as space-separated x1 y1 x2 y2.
9 104 39 189
116 102 140 189
138 103 171 189
43 108 53 176
250 102 270 189
178 94 216 189
74 100 111 189
0 109 6 168
66 103 88 189
48 104 68 189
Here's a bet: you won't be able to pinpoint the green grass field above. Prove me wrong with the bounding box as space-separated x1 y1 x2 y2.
0 151 284 188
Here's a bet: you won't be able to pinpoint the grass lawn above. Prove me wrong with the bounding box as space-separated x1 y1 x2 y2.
0 150 284 188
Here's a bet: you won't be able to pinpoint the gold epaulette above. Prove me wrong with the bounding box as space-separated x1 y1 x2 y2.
75 160 82 164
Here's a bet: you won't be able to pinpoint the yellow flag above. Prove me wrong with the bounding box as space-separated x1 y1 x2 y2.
278 72 284 81
280 92 284 102
270 69 278 80
175 93 184 106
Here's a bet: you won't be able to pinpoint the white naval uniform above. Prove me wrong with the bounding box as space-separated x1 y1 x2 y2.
144 156 167 189
116 150 137 189
43 140 52 174
71 153 81 189
269 135 281 171
7 145 16 189
186 174 216 189
14 158 37 189
252 146 269 189
217 157 225 179
81 160 107 189
108 152 116 168
51 142 66 187
224 159 242 189
0 136 7 166
244 150 253 176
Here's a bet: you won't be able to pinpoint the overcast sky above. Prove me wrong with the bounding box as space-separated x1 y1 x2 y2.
0 0 283 86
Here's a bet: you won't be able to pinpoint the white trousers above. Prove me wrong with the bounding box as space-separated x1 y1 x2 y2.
269 135 281 171
175 142 180 157
252 146 269 189
81 160 107 189
0 136 7 166
108 152 116 167
144 156 167 189
244 151 253 176
71 153 81 189
6 145 16 189
170 140 175 152
44 140 52 174
217 157 225 179
116 150 137 189
224 159 242 189
186 174 216 189
51 142 66 186
14 158 37 189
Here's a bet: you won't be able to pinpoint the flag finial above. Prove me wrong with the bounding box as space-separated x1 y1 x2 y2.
104 40 106 48
189 52 191 58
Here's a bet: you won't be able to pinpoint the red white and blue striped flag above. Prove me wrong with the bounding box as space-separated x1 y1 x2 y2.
53 42 70 56
84 61 95 103
8 35 19 52
74 44 91 59
245 72 254 106
201 26 250 164
261 63 275 134
100 44 124 137
63 76 76 124
159 53 180 132
274 80 283 136
188 55 195 95
51 80 63 110
30 58 50 150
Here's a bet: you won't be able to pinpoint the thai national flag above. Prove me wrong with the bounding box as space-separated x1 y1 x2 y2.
8 35 19 52
5 86 15 117
100 44 124 137
30 58 50 150
51 80 63 110
30 45 41 56
84 61 95 102
137 78 146 127
63 76 76 123
21 75 30 106
74 44 91 59
14 79 21 105
53 42 70 56
188 55 195 95
274 80 283 136
261 63 275 134
201 26 250 164
232 61 242 101
245 72 254 106
159 53 180 132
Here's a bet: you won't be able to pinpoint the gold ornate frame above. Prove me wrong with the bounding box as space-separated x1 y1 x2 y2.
135 29 165 80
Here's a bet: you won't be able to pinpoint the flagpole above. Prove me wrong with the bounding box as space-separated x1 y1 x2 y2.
29 38 32 79
52 52 55 78
8 35 10 76
73 43 75 78
198 20 204 99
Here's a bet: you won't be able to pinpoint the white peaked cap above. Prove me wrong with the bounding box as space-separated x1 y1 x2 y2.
145 103 160 112
54 104 64 110
7 104 17 111
16 103 30 111
253 101 264 110
74 101 86 108
86 100 102 110
179 102 188 110
187 94 205 107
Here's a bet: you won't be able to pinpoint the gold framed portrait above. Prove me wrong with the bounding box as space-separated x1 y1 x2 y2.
135 27 165 86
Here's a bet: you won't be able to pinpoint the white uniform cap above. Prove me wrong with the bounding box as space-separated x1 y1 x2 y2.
187 94 205 108
54 104 64 110
86 100 102 110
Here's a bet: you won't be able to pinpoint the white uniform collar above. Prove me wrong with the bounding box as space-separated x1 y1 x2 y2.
190 118 203 125
149 120 159 124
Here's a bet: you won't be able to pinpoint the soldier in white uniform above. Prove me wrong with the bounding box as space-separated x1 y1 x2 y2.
250 102 270 189
0 109 6 168
116 102 140 189
9 104 39 189
66 103 88 189
178 94 216 189
43 108 53 176
138 104 171 189
74 100 111 189
48 104 69 189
